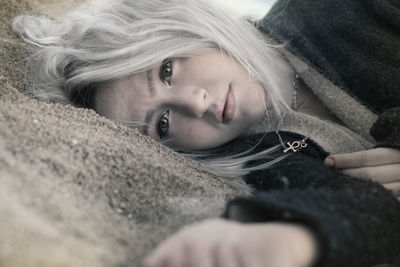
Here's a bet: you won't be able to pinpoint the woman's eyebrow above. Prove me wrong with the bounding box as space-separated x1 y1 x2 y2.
147 69 156 97
143 69 156 136
143 108 156 136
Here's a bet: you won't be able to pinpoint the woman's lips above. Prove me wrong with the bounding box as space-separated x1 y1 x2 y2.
222 84 235 123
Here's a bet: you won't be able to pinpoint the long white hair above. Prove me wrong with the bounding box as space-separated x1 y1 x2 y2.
13 0 290 179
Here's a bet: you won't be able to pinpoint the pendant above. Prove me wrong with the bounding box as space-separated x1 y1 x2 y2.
283 140 307 153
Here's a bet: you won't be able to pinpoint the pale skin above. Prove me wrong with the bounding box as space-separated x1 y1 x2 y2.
144 219 318 267
95 50 268 151
95 50 399 267
324 147 400 201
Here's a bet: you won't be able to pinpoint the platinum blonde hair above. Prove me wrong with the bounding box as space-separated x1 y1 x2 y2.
13 0 290 180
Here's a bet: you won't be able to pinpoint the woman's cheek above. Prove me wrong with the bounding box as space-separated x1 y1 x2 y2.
173 122 222 150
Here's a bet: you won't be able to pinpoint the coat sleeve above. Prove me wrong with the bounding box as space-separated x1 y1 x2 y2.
221 134 400 267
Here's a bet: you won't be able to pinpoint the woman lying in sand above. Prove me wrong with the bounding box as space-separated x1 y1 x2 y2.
13 0 400 266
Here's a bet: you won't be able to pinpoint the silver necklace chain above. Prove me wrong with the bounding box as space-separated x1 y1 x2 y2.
275 74 324 153
292 73 300 111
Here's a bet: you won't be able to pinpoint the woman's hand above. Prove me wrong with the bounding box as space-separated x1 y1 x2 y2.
324 147 400 200
144 218 318 267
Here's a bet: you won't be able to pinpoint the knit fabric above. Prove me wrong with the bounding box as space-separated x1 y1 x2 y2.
245 110 374 154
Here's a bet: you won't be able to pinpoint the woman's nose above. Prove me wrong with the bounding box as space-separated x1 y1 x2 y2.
174 87 209 118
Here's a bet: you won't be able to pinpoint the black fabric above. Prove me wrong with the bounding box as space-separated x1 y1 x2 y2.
223 132 400 267
257 0 400 114
220 0 400 266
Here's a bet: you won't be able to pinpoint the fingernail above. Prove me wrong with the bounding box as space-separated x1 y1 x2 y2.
324 157 334 168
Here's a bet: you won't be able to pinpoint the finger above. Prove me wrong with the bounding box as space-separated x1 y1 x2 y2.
163 245 185 267
144 239 185 267
144 251 183 267
326 148 400 169
339 164 400 183
214 243 240 267
234 247 263 267
239 254 263 267
185 242 213 267
384 182 400 197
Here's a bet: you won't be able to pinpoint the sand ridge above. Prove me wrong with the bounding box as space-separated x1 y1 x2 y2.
0 0 250 266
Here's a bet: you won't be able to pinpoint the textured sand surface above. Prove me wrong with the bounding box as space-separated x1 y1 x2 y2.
0 0 250 266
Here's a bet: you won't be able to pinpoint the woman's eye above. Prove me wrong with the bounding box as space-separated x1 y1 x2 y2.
160 58 173 86
157 110 170 139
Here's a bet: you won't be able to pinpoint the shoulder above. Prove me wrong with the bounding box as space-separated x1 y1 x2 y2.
258 0 400 113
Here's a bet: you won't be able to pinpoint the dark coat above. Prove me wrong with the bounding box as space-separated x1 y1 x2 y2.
222 0 400 266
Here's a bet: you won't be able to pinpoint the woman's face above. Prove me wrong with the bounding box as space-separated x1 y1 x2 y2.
94 51 266 151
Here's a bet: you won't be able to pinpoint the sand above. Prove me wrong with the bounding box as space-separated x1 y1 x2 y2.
0 0 250 266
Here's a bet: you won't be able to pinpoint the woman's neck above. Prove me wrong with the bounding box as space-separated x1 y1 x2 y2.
272 51 343 126
267 51 297 110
